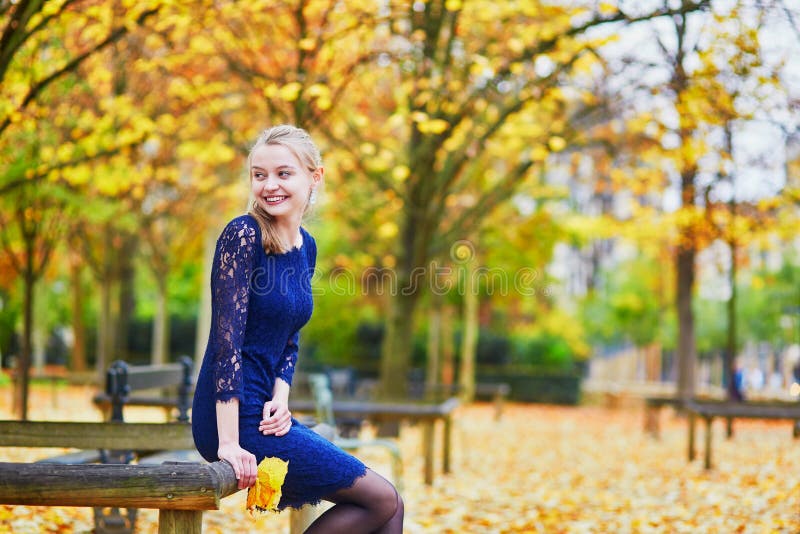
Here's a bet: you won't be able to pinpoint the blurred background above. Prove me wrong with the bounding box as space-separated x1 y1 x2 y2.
1 0 799 416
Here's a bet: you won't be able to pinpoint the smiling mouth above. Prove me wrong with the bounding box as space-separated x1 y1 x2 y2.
265 196 288 204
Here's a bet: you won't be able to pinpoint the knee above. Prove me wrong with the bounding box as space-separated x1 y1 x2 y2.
375 482 400 523
394 491 404 518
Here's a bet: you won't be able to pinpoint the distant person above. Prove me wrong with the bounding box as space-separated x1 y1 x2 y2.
191 125 402 532
730 359 745 402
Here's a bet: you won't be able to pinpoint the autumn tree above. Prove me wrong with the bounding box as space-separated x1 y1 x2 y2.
0 185 63 419
329 0 712 397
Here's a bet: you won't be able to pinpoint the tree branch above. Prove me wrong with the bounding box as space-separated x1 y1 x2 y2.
0 5 161 137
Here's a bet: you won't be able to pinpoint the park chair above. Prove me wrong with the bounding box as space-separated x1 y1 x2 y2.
306 373 404 492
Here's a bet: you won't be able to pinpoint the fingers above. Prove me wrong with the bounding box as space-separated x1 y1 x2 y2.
259 414 292 435
239 451 256 489
259 401 292 436
221 448 257 489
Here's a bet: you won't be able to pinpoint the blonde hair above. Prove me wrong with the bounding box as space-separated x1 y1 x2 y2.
247 125 322 254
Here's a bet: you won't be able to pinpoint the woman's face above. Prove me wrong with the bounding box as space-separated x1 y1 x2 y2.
250 143 320 223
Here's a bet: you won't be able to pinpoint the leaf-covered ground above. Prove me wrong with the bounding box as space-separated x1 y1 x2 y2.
1 385 798 533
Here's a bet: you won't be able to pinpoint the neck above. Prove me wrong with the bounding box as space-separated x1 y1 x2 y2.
272 216 302 249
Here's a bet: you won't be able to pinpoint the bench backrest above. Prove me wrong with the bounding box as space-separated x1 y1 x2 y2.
307 373 336 426
106 356 194 422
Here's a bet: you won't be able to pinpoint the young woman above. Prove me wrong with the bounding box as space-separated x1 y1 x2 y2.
192 125 403 532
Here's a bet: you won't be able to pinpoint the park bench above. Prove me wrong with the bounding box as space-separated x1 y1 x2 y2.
0 420 238 533
643 394 729 438
411 381 510 421
643 395 686 438
685 399 800 469
29 357 201 532
306 373 404 491
292 394 459 485
92 357 194 423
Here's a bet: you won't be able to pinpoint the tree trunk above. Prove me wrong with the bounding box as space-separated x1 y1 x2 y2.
676 246 696 402
96 277 114 382
441 303 455 387
725 236 738 400
69 256 87 372
15 271 34 420
116 234 137 361
151 280 169 365
425 294 442 400
194 226 216 370
458 258 479 402
379 290 419 398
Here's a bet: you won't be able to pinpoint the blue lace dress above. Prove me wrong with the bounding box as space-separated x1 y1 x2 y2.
192 214 366 509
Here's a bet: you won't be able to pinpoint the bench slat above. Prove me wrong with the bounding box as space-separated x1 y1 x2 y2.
94 394 182 409
0 421 195 451
687 402 800 419
0 461 237 510
125 364 187 391
36 450 103 465
138 450 205 465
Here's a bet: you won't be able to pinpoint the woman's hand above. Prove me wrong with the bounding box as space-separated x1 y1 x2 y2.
218 441 257 489
259 397 292 436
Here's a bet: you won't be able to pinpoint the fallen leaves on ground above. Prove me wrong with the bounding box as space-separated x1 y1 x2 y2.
1 385 799 533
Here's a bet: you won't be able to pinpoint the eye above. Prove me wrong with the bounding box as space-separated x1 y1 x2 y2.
279 170 292 178
253 171 265 180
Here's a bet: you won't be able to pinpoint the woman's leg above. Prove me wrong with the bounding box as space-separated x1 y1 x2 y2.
303 469 404 534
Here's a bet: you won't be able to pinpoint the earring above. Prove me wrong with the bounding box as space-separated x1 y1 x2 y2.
309 189 317 205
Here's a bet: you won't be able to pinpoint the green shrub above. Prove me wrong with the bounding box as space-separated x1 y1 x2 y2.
477 365 582 405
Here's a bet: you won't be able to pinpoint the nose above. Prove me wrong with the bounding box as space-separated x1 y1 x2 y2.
263 173 280 191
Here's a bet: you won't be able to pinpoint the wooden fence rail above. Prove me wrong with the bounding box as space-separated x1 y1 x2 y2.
0 460 238 533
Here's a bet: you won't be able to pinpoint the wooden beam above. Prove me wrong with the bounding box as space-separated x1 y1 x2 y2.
159 509 202 534
0 421 194 450
0 460 239 510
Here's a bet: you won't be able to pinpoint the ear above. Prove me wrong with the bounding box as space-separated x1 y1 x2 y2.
312 167 324 187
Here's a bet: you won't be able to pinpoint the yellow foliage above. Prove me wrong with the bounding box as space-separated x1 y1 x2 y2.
444 0 462 12
246 457 289 516
417 118 449 134
392 165 410 182
377 221 398 239
278 82 303 102
530 145 549 162
547 136 566 152
298 37 316 51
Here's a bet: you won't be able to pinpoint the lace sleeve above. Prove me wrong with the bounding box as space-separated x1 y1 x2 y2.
209 217 257 402
276 330 299 385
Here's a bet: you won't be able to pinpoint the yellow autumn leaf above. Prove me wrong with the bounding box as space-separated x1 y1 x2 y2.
377 221 398 239
392 165 410 182
417 118 449 134
548 136 566 152
246 457 289 516
298 37 316 51
278 82 303 102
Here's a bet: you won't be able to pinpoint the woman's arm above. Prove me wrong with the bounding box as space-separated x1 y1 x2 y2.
206 218 258 488
216 398 257 489
259 378 292 436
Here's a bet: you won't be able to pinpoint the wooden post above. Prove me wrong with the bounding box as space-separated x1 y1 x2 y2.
423 422 435 485
687 410 696 462
159 510 202 534
644 402 658 438
704 416 713 470
443 416 452 474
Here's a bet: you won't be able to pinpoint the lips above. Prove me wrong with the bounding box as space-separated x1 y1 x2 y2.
264 196 288 204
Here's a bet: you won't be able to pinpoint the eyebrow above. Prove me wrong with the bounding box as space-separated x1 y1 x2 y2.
251 164 297 171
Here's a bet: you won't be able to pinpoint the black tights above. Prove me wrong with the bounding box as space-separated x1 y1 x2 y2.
304 469 404 533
